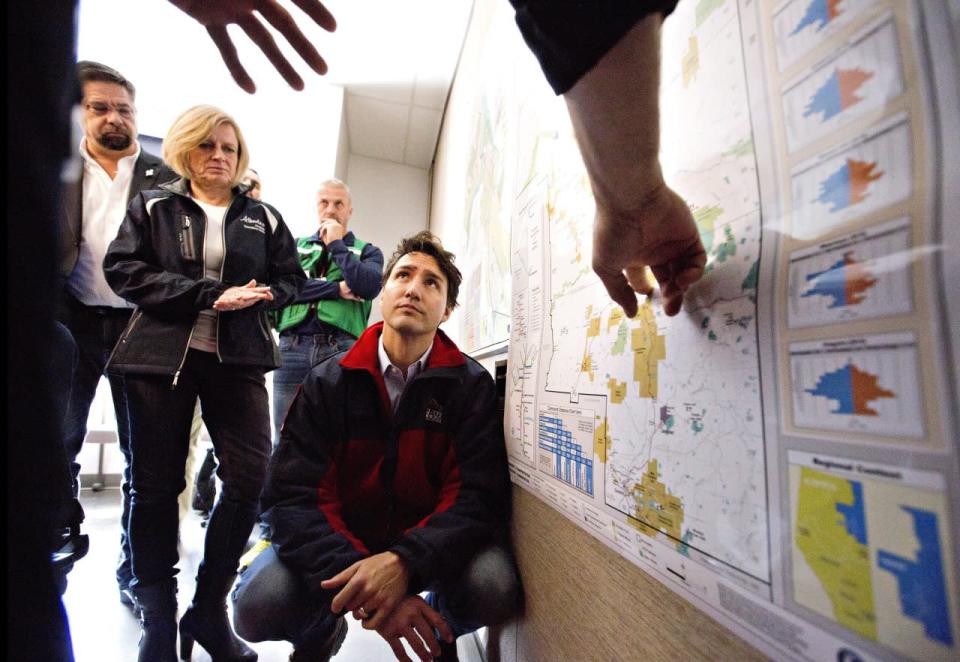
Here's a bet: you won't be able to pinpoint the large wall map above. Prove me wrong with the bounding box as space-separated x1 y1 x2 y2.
438 0 960 659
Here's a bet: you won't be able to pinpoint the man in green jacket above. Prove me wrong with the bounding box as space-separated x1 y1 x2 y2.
272 178 384 443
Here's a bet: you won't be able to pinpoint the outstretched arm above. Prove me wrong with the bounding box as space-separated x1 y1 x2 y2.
563 14 705 318
168 0 336 93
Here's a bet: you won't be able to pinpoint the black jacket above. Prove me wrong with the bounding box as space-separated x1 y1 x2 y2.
59 149 175 278
263 323 512 595
103 178 304 379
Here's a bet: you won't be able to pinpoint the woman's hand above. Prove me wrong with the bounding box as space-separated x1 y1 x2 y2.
212 279 274 311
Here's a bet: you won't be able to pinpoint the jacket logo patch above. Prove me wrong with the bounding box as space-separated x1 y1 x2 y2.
425 398 443 425
240 215 266 234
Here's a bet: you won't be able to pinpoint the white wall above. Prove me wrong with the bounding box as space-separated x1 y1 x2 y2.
344 154 431 324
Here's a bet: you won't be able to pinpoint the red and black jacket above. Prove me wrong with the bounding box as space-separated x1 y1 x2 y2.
261 322 511 595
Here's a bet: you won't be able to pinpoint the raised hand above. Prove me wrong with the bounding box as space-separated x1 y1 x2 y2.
168 0 336 93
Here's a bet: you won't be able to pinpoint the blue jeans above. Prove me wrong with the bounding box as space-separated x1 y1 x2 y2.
232 541 521 649
272 330 356 445
60 294 134 589
123 350 272 588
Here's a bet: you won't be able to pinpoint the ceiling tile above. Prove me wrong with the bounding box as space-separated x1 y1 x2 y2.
348 82 415 106
346 95 410 163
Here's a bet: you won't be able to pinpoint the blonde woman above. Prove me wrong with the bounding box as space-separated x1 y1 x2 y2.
104 105 303 661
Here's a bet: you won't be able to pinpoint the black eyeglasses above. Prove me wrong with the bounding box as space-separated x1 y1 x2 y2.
85 101 135 119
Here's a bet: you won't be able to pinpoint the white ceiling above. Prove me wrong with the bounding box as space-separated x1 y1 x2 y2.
326 0 474 169
77 0 474 171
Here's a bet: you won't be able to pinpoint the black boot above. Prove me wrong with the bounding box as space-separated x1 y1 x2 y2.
134 581 178 662
179 567 256 661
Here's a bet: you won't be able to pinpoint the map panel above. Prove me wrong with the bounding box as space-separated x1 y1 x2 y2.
789 452 958 658
787 216 913 327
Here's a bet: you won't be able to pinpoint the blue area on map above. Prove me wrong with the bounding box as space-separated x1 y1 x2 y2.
804 71 843 120
835 480 867 544
805 364 853 413
816 162 852 212
792 0 831 35
877 507 954 646
803 258 848 307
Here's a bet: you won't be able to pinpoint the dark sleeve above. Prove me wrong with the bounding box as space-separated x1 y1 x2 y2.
248 204 305 312
327 239 385 300
261 372 367 594
103 194 229 314
388 368 512 589
292 241 384 303
509 0 679 94
294 278 341 303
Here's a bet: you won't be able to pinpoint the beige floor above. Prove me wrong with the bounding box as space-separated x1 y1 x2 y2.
63 487 474 661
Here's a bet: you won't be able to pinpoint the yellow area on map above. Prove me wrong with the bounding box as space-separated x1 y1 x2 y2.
629 459 684 539
587 316 601 338
682 35 699 88
580 352 593 380
795 467 877 640
593 417 610 463
607 378 627 404
631 303 666 398
607 307 624 330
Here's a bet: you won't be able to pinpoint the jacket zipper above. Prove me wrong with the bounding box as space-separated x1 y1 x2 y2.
257 310 272 345
215 204 228 363
105 308 142 369
179 215 197 260
173 206 208 387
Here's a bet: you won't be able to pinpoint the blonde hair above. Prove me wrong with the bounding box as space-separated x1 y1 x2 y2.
162 105 250 187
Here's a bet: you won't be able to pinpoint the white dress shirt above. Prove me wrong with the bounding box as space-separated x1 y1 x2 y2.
378 335 433 414
67 139 140 308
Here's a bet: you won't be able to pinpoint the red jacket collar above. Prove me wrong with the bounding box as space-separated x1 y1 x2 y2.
340 321 466 373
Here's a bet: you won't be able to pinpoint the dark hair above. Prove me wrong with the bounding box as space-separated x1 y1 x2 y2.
77 60 136 100
383 231 462 310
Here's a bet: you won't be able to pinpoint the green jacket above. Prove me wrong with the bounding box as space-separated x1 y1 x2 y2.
272 231 383 338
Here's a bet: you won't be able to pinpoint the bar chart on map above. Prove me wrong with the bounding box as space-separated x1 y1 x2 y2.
789 113 911 238
781 16 903 153
773 0 880 71
789 333 923 437
787 217 912 327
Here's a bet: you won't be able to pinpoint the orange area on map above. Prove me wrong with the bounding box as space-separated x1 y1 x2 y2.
838 67 874 108
851 364 895 416
843 252 878 306
847 160 884 205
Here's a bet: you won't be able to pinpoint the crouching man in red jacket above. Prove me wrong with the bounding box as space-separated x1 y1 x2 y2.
232 231 521 661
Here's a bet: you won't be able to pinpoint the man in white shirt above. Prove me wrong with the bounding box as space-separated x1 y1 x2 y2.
57 61 175 608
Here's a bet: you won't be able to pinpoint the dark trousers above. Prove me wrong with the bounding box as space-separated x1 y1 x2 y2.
123 350 271 588
232 542 521 648
60 294 134 588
